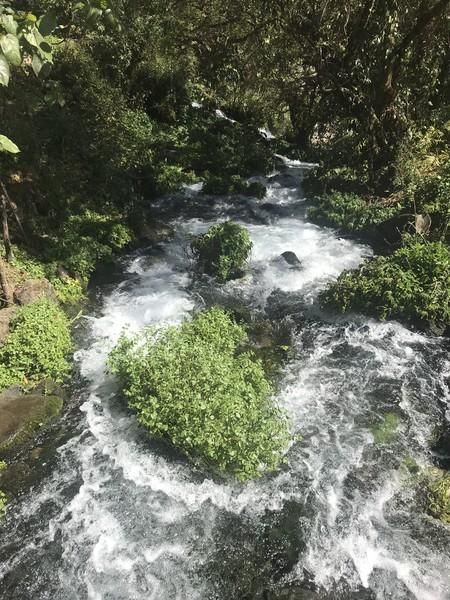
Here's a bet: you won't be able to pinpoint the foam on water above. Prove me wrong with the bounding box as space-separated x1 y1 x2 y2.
1 165 450 600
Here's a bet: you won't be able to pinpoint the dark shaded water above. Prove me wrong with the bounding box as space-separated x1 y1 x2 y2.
1 160 450 599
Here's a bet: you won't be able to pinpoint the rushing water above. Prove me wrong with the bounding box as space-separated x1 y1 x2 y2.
1 161 450 600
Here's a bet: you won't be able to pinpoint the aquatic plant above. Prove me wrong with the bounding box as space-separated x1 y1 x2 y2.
108 308 290 481
191 221 253 282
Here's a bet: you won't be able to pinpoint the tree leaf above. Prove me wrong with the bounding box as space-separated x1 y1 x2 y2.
0 33 21 66
31 53 42 76
0 53 10 85
0 14 18 35
38 11 57 37
0 134 20 153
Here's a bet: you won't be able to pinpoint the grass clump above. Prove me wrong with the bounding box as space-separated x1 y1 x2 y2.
191 221 253 282
308 191 402 232
108 307 290 481
320 238 450 329
0 299 72 391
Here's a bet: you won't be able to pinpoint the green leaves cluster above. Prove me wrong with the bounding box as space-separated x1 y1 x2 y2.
320 238 450 329
191 221 253 282
53 209 131 279
308 192 402 233
0 2 57 85
0 298 72 391
108 308 290 481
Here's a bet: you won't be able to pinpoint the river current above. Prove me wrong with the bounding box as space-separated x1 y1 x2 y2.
1 160 449 599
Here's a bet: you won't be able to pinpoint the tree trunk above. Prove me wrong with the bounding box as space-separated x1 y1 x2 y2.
0 258 13 306
1 192 13 262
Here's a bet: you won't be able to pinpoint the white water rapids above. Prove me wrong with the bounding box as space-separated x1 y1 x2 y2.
1 162 450 600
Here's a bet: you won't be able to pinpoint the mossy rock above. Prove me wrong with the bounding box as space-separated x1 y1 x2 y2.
371 413 401 444
0 387 63 455
426 468 450 524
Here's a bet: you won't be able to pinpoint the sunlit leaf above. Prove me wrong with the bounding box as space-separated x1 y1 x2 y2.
0 134 20 153
0 33 21 66
0 53 9 85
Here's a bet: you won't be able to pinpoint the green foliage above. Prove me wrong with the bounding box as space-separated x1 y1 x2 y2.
53 209 131 279
321 238 450 328
0 298 72 391
426 470 450 524
191 221 253 282
51 276 85 304
108 308 290 481
371 413 401 444
308 192 402 232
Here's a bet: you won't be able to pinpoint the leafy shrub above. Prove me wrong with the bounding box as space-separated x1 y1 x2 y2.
414 160 450 238
50 276 85 305
0 299 72 391
320 238 450 328
308 192 402 232
108 308 290 481
53 209 132 279
191 221 253 282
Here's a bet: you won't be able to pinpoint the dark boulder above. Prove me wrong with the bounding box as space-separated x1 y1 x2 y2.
281 251 302 268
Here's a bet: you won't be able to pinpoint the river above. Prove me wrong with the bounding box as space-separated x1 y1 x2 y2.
1 160 449 599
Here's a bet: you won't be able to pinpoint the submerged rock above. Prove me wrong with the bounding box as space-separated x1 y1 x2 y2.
281 251 302 268
13 278 56 306
0 387 63 454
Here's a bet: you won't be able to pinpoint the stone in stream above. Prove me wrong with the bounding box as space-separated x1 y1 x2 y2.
134 219 175 245
13 278 57 306
281 251 302 268
0 386 63 454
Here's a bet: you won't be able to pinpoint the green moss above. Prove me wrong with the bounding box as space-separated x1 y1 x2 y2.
371 413 401 444
108 308 290 481
191 221 253 282
0 490 6 515
426 469 450 524
320 238 450 328
0 299 72 391
0 395 63 453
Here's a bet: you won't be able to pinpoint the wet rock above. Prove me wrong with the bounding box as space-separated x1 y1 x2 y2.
135 219 175 245
13 278 56 306
0 306 18 343
281 251 302 268
0 387 63 454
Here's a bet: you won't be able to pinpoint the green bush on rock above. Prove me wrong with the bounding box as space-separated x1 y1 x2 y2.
108 308 290 481
0 299 72 391
191 221 253 282
308 192 402 232
320 238 450 329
